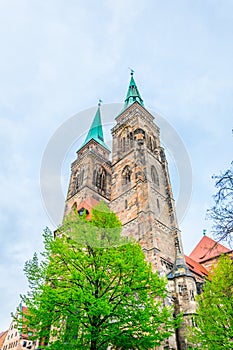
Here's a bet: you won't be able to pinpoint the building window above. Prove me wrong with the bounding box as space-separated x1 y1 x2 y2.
151 165 159 186
122 165 131 185
96 167 106 191
190 289 195 301
122 137 126 152
157 198 160 211
72 203 77 213
74 169 84 191
78 207 89 216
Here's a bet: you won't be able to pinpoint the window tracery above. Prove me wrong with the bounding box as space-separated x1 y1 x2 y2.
73 169 84 192
95 166 106 191
122 165 131 185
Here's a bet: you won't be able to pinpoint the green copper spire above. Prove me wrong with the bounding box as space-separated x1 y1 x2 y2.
79 101 110 151
123 70 144 110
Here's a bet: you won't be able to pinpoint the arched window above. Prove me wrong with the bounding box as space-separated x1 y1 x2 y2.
72 202 77 213
96 166 106 191
74 169 84 191
129 132 134 147
79 169 84 186
122 165 131 185
122 137 126 152
151 165 159 186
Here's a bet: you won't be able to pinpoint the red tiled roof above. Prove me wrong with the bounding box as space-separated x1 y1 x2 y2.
0 330 8 347
185 255 209 278
189 235 230 263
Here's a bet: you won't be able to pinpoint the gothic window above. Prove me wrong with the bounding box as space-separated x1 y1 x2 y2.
92 169 96 186
96 166 106 191
74 171 79 190
122 165 131 185
129 132 133 147
74 169 84 191
178 284 184 295
190 289 195 301
149 136 152 150
151 165 159 186
122 137 126 152
72 203 77 213
134 128 145 141
79 169 84 186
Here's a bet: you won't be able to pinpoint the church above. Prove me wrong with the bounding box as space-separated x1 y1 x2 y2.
1 73 232 350
60 71 233 349
64 72 198 349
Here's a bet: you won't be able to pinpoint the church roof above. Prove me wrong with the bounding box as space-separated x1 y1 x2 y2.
123 70 144 111
79 102 110 151
185 255 209 278
167 235 193 280
189 235 231 263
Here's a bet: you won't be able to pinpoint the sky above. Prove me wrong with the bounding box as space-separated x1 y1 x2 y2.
0 0 232 331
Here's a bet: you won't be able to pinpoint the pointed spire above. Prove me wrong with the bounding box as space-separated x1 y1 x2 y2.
79 101 110 151
123 69 144 110
167 233 193 280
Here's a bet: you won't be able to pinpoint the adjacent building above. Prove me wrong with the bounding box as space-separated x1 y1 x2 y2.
1 305 36 350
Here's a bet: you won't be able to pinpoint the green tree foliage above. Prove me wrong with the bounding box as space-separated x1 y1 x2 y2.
22 202 180 349
207 164 233 243
189 255 233 349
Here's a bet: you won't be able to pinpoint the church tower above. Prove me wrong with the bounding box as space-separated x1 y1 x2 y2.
110 71 180 273
110 72 197 349
64 101 111 218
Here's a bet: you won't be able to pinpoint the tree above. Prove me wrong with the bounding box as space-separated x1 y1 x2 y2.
22 202 180 350
207 164 233 243
189 255 233 349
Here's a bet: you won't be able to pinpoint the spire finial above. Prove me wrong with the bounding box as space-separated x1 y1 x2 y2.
98 99 102 107
128 67 134 76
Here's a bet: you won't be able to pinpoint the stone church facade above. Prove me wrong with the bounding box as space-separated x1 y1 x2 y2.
64 72 197 349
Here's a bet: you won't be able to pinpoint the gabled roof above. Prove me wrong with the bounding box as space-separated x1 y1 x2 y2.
189 235 230 263
185 255 209 278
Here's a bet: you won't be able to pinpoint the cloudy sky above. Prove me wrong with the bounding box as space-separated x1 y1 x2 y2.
0 0 232 331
